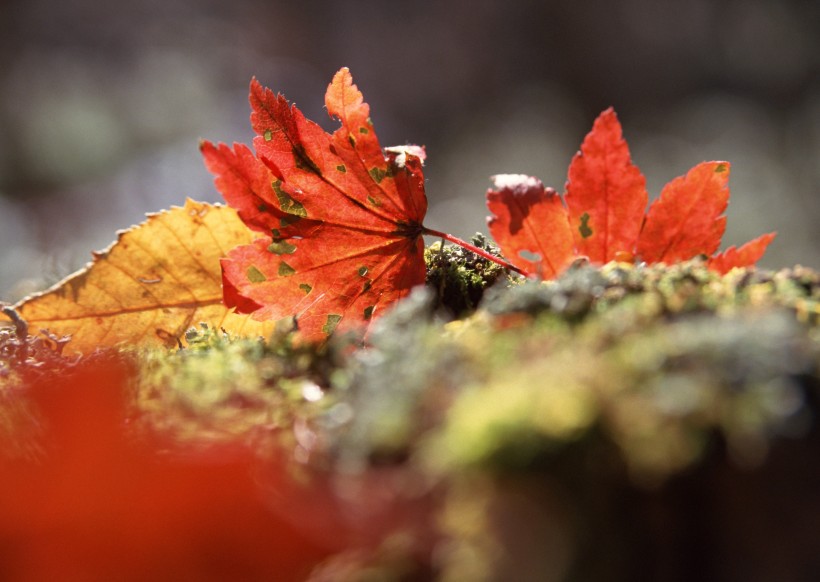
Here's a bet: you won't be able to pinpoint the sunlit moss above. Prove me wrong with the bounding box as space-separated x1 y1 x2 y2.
3 253 819 579
131 323 347 452
325 260 819 487
425 233 512 318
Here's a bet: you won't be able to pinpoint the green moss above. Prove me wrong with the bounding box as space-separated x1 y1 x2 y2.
131 323 349 450
3 255 819 579
324 259 819 483
425 233 512 318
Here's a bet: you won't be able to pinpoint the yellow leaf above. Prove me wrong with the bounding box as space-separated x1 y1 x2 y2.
1 199 275 354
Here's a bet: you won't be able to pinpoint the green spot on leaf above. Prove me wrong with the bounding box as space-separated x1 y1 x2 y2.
369 167 387 184
348 135 356 148
268 239 297 255
715 163 728 173
363 305 375 320
367 195 382 207
299 283 312 295
579 213 593 239
263 129 273 141
272 180 307 218
278 261 296 277
336 164 346 173
322 314 342 335
362 279 372 292
258 203 268 212
358 266 368 277
359 126 369 135
247 266 266 283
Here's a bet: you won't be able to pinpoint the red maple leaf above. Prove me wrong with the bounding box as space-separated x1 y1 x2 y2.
487 108 775 278
708 232 778 275
203 68 515 341
564 108 648 264
486 175 574 279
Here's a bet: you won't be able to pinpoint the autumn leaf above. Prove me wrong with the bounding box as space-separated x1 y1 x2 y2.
708 232 777 274
564 108 648 263
636 161 730 263
203 68 447 342
486 175 574 278
1 200 275 354
486 109 775 279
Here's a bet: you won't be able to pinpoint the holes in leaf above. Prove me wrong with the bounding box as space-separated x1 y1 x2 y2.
363 305 375 320
517 250 542 263
358 266 368 277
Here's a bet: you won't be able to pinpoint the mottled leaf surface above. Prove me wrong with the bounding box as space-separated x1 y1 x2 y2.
203 68 428 341
486 109 774 279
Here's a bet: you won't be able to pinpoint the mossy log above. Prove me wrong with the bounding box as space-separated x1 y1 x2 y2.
2 248 819 581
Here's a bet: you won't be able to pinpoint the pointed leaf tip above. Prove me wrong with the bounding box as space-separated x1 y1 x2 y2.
565 107 648 263
211 68 428 342
708 232 776 274
11 202 276 353
637 161 731 264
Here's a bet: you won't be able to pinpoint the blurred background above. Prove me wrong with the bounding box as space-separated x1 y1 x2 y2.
0 0 818 300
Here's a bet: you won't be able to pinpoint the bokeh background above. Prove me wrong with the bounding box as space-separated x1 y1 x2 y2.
1 0 818 300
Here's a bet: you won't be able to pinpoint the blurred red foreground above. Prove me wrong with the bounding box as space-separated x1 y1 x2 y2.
0 361 334 581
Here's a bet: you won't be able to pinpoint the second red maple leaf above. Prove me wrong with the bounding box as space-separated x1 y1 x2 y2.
487 108 775 278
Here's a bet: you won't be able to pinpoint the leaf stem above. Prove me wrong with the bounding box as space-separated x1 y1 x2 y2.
421 227 526 275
